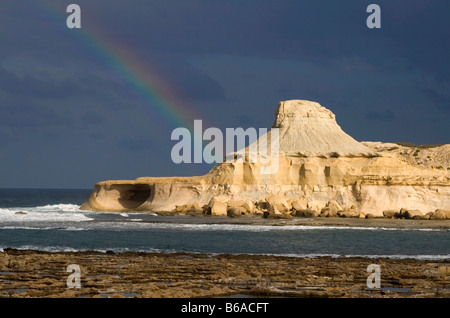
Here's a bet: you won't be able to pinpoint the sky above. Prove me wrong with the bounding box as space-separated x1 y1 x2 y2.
0 0 449 189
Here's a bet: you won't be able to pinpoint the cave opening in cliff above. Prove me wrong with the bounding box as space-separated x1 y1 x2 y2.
118 185 152 210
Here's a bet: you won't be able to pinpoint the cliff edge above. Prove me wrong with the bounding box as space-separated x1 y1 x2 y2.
81 100 450 216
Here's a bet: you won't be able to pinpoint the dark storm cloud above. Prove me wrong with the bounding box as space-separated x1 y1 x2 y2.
146 53 228 102
87 0 449 73
421 88 450 112
236 115 255 127
168 68 228 102
79 111 105 125
1 1 229 103
0 66 141 104
0 0 449 188
0 67 143 132
0 67 85 99
116 138 159 152
365 110 397 122
0 100 70 129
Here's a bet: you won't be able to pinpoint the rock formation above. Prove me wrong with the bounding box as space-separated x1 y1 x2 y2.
81 100 450 217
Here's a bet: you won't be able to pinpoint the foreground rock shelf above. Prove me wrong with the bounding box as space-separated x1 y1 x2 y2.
0 249 448 298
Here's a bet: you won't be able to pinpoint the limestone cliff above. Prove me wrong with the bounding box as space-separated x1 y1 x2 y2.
81 100 450 216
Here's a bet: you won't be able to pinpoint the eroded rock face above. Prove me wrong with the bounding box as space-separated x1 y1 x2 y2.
272 100 375 157
81 100 450 216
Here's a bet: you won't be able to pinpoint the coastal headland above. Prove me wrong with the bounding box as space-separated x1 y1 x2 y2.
81 100 450 220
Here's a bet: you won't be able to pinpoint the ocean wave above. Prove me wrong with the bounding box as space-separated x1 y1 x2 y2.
0 203 81 213
62 226 88 231
0 219 447 233
0 225 89 231
0 203 93 223
34 203 81 212
1 245 448 260
268 253 450 260
9 221 449 232
0 245 81 253
97 222 448 233
0 245 171 254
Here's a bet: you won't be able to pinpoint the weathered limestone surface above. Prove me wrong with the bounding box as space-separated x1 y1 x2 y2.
1 248 448 298
81 100 450 216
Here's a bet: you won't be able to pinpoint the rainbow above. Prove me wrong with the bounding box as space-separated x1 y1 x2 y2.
37 1 206 134
32 2 214 176
76 27 198 132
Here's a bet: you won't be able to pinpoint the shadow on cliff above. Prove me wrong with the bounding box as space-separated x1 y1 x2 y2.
118 185 152 210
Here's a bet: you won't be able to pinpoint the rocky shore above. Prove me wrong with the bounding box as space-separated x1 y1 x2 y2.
171 195 450 221
0 248 448 298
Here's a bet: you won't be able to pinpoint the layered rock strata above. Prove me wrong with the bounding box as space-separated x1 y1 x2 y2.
81 100 450 216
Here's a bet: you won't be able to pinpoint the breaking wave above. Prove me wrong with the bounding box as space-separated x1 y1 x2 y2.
0 203 93 223
0 245 448 260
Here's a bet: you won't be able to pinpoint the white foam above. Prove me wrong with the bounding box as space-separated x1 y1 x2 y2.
278 253 450 260
182 251 450 260
34 204 82 212
1 245 447 260
0 204 93 223
0 245 81 253
0 226 56 230
103 222 448 232
63 226 87 231
0 245 169 254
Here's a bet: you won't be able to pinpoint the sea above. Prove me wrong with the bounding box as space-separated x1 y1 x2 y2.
0 188 449 260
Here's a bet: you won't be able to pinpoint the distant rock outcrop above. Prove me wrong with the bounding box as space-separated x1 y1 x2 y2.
271 100 375 157
81 100 450 217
